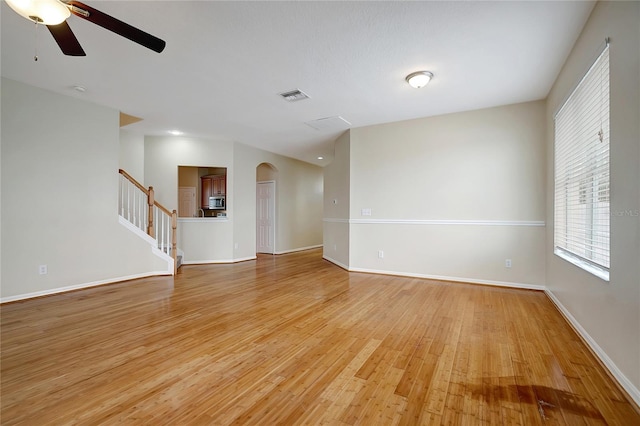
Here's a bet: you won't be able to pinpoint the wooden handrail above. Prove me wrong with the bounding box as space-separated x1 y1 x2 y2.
118 170 173 219
119 169 179 274
155 201 173 217
118 169 148 195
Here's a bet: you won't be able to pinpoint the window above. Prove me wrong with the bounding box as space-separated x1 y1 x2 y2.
554 43 610 281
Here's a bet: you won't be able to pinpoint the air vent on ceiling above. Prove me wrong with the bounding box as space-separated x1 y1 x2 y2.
279 89 310 102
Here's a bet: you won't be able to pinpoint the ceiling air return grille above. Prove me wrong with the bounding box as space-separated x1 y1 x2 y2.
279 89 310 102
305 116 351 131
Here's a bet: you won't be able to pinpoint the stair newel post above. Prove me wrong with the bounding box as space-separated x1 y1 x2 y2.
171 210 178 274
147 186 155 238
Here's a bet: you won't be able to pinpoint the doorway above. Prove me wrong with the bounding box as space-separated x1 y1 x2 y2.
178 187 196 217
256 181 275 254
256 163 278 254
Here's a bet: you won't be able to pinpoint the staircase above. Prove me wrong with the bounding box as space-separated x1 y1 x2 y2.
118 169 181 274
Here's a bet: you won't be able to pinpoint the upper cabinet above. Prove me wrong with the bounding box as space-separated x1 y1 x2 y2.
212 175 226 195
201 175 226 208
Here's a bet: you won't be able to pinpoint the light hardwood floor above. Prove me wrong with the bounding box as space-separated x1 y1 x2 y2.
1 249 638 425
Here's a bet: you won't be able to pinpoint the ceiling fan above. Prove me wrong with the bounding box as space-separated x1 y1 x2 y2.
5 0 165 56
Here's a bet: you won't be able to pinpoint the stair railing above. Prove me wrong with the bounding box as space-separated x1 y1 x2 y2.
118 169 178 274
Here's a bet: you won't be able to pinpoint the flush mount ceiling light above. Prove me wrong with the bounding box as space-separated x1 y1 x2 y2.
5 0 71 25
406 71 434 89
168 130 183 136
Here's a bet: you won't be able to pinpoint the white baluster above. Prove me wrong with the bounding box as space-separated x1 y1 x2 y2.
156 207 161 243
119 176 123 216
140 190 144 231
156 208 160 243
133 187 137 227
139 188 143 230
127 181 131 223
166 215 170 254
153 207 162 248
161 212 166 252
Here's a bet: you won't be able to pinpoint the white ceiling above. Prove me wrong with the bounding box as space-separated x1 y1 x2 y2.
1 0 595 166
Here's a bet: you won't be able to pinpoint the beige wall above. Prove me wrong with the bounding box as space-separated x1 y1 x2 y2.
323 131 351 268
1 79 170 301
330 101 546 287
350 101 546 221
119 129 145 185
233 142 324 256
545 0 640 399
178 167 199 189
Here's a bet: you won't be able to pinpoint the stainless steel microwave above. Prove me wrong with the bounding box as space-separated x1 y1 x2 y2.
209 196 225 209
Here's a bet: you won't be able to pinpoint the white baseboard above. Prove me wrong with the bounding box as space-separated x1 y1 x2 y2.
322 255 349 271
181 246 323 265
182 256 257 265
344 264 545 291
544 289 640 407
0 271 172 304
275 244 323 255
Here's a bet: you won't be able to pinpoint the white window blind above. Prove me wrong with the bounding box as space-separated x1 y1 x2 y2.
554 43 610 279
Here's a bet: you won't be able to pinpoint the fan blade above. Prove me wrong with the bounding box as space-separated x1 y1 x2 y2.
47 21 86 56
68 1 166 53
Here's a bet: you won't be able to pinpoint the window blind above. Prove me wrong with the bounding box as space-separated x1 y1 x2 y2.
554 44 610 275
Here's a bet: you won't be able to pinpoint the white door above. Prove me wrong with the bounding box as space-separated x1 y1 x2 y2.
256 181 275 254
178 187 196 217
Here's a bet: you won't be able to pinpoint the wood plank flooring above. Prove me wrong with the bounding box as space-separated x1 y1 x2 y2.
1 248 638 425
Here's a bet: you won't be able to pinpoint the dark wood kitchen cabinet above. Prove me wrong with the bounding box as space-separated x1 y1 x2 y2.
200 175 226 208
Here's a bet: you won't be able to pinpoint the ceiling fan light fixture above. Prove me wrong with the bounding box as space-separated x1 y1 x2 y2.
406 71 433 89
6 0 71 25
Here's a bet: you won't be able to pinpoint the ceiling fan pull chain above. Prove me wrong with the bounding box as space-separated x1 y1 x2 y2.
33 21 39 61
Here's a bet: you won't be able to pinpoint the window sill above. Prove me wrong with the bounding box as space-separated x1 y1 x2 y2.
554 248 610 282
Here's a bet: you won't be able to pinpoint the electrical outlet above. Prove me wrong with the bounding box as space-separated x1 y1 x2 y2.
39 265 48 275
361 208 372 216
505 259 512 268
378 250 384 259
333 244 337 251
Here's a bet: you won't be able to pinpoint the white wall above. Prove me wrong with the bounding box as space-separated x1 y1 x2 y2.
119 129 145 185
1 78 170 301
545 0 640 401
334 100 546 287
144 136 323 263
144 135 235 262
144 135 235 211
